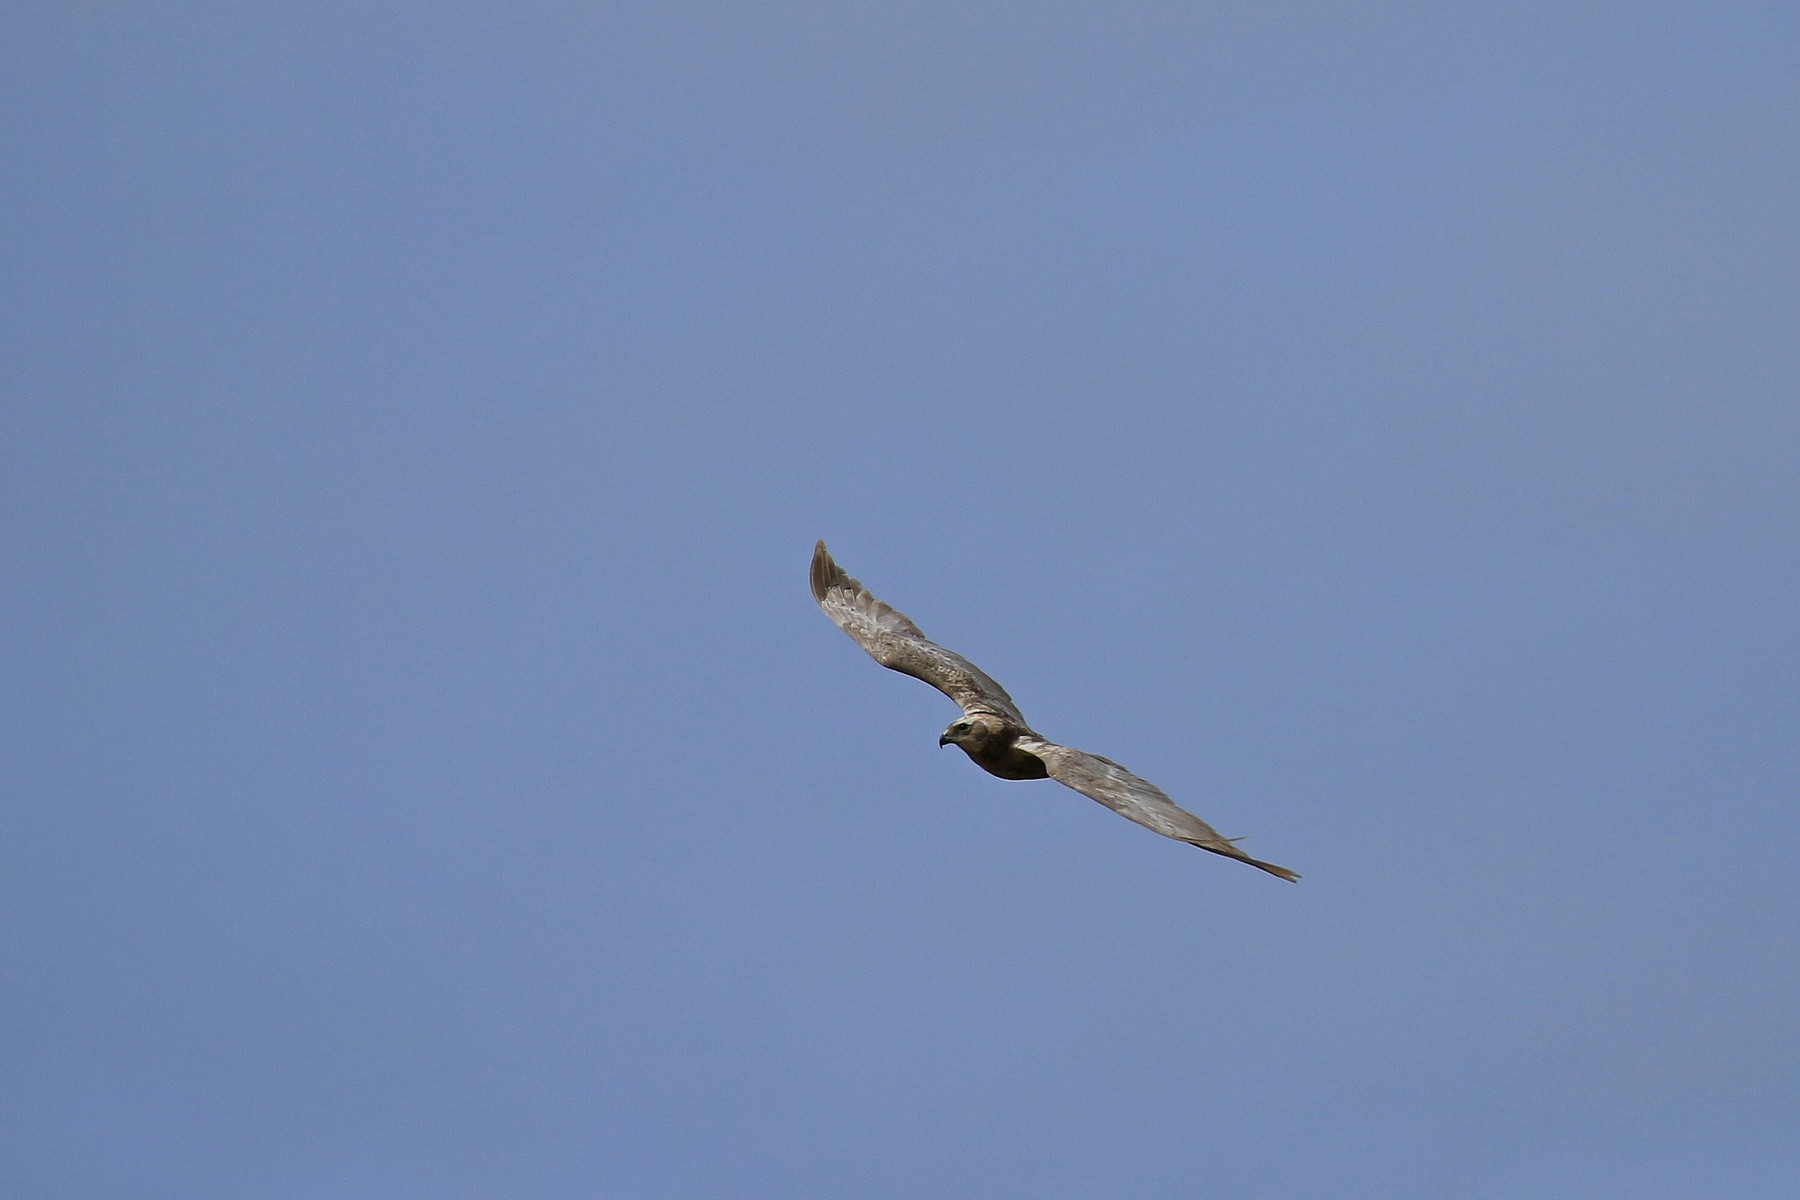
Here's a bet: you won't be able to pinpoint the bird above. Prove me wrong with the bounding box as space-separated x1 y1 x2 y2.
810 541 1298 881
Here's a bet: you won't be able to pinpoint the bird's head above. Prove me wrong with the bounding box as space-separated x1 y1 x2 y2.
941 713 1012 750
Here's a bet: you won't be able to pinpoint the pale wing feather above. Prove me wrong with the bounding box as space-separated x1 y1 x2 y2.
810 541 1026 724
1018 735 1300 881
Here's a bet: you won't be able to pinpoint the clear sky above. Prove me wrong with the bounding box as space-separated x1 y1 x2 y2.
5 4 1797 1197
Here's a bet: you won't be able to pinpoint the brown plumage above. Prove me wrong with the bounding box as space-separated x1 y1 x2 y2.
810 541 1298 881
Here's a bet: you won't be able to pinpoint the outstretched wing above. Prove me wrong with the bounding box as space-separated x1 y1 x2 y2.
1016 735 1299 881
811 541 1027 724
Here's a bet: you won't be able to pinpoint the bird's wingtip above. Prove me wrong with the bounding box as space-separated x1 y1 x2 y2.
809 540 842 603
1193 840 1300 882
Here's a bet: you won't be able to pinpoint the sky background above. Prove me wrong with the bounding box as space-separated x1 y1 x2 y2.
4 3 1798 1197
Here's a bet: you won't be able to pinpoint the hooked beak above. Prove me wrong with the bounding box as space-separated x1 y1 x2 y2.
938 734 953 748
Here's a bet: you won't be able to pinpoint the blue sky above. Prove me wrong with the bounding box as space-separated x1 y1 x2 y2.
4 4 1797 1197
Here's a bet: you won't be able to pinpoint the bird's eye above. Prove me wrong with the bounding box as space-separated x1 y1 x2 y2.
951 722 969 734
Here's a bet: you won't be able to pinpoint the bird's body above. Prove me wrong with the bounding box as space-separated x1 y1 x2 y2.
938 712 1049 779
810 541 1298 881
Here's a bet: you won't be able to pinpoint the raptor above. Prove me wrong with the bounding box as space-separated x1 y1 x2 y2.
810 541 1298 880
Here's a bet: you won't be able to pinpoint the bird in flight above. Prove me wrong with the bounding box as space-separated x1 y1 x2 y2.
810 541 1298 881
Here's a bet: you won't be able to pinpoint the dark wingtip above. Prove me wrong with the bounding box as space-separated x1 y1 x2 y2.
1195 841 1301 882
1241 852 1300 882
809 539 839 604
